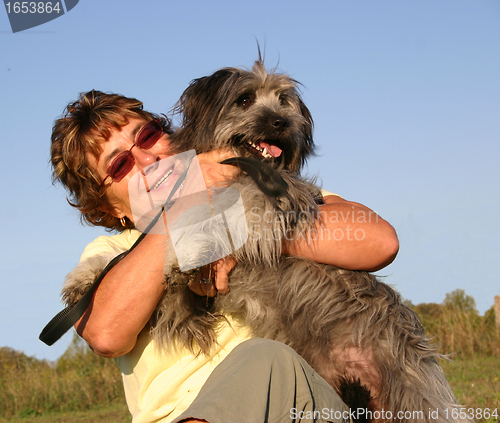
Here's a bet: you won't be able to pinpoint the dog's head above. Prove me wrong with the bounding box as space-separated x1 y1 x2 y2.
171 60 314 173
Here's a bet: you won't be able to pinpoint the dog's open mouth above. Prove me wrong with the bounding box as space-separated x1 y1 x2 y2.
245 140 283 160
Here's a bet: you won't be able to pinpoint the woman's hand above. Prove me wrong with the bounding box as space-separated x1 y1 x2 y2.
188 257 237 296
213 256 236 294
196 149 239 188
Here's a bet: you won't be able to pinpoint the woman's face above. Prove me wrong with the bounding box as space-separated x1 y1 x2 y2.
89 117 174 221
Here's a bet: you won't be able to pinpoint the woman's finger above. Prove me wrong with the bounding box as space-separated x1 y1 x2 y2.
214 257 237 295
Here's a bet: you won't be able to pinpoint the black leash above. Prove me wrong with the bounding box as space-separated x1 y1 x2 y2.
39 156 287 346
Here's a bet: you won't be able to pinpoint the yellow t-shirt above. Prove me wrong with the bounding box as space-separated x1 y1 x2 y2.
321 188 340 198
79 230 252 423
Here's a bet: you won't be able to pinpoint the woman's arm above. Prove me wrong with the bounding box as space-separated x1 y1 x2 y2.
75 234 235 358
75 233 168 358
283 195 398 272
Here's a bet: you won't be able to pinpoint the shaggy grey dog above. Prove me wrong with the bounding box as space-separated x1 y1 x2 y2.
62 60 469 423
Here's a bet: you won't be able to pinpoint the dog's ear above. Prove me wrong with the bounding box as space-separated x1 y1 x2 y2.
178 69 236 125
173 68 239 153
297 96 315 169
280 86 315 172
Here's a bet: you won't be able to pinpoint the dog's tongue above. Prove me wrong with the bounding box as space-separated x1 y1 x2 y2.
260 142 282 158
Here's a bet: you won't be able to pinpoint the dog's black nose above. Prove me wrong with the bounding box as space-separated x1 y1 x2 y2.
271 116 288 131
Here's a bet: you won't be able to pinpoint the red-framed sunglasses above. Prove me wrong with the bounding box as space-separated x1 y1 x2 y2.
103 120 164 184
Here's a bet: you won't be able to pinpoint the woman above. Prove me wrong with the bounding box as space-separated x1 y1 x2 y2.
51 90 398 423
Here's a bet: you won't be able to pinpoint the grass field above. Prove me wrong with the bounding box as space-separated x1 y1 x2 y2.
1 290 499 422
1 356 499 423
0 402 130 423
441 356 500 421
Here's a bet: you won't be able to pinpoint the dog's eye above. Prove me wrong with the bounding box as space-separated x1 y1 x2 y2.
237 95 254 108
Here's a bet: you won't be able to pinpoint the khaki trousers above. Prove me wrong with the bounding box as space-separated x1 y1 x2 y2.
173 338 349 423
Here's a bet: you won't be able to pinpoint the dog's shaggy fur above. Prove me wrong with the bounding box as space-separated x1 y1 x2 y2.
62 60 469 423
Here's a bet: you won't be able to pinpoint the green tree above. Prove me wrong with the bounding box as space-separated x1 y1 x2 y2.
443 289 478 314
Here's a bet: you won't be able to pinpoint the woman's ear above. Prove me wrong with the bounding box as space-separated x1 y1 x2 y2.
98 202 126 220
110 208 125 220
105 206 129 228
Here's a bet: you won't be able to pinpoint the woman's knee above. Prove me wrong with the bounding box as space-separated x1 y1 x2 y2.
233 338 297 360
232 338 312 381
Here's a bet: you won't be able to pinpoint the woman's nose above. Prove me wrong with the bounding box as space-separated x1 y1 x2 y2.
132 147 159 173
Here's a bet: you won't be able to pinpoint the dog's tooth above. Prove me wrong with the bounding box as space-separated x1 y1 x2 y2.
246 141 264 152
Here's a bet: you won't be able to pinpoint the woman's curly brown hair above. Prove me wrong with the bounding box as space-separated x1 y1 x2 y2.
51 90 173 231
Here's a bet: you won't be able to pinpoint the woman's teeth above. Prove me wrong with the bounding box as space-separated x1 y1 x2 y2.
152 168 173 190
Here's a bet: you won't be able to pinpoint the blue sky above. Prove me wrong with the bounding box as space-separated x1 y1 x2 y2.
1 0 499 361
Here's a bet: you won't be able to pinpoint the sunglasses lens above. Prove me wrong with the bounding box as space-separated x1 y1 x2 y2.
136 121 163 149
107 151 135 182
104 121 164 184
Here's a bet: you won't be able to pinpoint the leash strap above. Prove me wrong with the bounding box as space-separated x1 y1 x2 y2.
220 157 288 197
39 156 194 346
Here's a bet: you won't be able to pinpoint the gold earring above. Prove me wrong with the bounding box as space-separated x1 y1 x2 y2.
120 217 126 227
